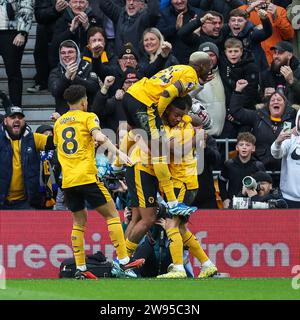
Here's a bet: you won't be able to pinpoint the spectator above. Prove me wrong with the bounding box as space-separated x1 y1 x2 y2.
178 11 225 51
0 0 34 106
99 0 160 58
220 37 259 109
287 0 300 60
139 27 179 76
82 26 115 65
48 39 99 115
240 0 294 65
218 38 260 139
50 0 102 68
91 42 141 95
233 171 287 208
27 0 68 93
229 79 297 171
218 131 266 208
271 109 300 208
157 0 203 63
224 8 272 71
179 8 272 71
260 41 300 105
192 42 226 137
190 0 244 22
0 104 55 210
92 68 139 132
88 0 119 54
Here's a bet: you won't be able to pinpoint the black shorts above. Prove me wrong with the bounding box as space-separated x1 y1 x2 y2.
63 181 112 212
126 165 159 208
123 93 164 140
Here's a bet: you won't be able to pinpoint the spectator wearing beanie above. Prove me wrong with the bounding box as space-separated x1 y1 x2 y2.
191 42 226 137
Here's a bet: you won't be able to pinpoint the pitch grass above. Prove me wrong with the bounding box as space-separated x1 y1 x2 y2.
0 278 299 300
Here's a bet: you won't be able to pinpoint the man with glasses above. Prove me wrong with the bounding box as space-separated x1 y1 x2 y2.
49 40 99 114
178 11 225 53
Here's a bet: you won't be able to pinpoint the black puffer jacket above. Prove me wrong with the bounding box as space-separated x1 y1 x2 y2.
229 92 297 170
219 49 259 109
99 0 160 57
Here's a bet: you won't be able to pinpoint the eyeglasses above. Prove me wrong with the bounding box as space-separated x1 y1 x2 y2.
121 55 136 61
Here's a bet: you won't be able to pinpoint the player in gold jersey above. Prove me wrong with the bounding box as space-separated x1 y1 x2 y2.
156 97 218 279
122 51 211 216
53 85 144 279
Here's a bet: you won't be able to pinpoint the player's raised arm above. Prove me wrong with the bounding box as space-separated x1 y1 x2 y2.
92 129 132 166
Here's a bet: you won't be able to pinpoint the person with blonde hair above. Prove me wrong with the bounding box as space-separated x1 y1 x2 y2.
139 27 179 77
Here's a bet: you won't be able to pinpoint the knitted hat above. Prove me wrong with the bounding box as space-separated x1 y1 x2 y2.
252 171 273 184
198 42 219 59
119 42 139 60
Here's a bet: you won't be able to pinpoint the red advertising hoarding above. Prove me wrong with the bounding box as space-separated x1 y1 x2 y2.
0 210 299 278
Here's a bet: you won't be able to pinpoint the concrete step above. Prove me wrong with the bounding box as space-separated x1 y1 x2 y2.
28 23 37 36
0 106 55 121
0 79 36 92
0 52 35 66
0 65 36 79
0 92 56 107
24 36 36 52
22 93 55 106
28 122 55 133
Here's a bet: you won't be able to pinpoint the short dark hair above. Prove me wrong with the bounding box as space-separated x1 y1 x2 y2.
63 85 87 104
60 40 77 50
229 8 249 20
87 26 106 42
170 96 192 111
237 132 256 145
203 10 224 22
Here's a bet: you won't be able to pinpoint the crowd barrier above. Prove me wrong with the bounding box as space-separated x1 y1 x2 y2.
0 209 299 279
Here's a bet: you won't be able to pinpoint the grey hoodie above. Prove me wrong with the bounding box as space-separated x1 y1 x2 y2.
271 109 300 201
59 40 81 70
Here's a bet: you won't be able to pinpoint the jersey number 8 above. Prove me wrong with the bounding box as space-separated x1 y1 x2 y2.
62 127 78 155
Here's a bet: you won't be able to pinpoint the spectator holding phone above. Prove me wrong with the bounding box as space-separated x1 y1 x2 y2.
229 79 296 172
260 41 300 105
240 0 294 65
271 109 300 208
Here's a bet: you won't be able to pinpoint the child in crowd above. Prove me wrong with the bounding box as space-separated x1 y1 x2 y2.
218 131 266 208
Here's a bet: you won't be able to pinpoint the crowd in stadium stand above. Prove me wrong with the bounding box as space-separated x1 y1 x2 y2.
1 0 300 212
